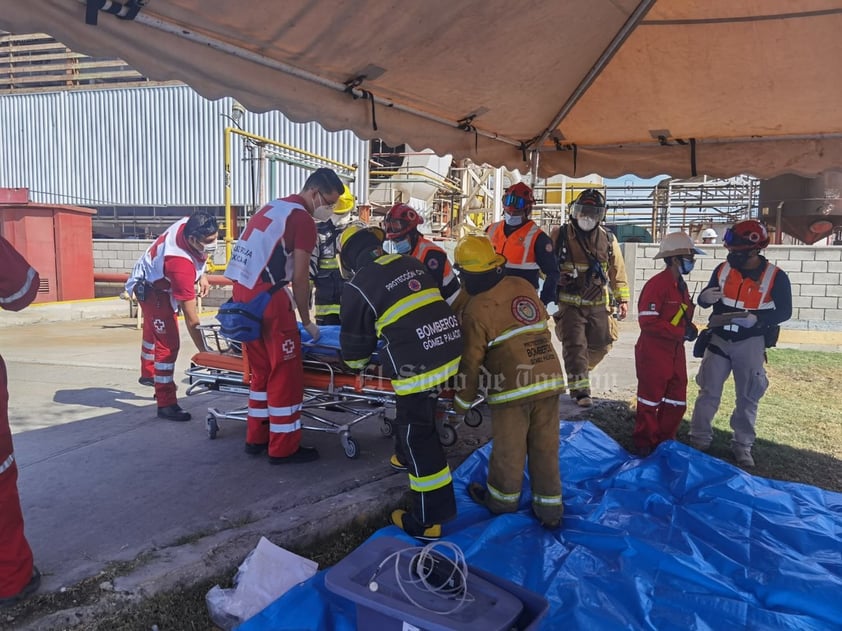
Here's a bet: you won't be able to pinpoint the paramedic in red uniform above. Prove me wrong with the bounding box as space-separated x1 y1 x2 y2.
0 236 41 608
126 211 219 421
225 168 344 464
633 232 704 456
485 182 559 307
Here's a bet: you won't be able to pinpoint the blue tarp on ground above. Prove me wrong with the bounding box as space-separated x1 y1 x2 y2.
238 421 842 630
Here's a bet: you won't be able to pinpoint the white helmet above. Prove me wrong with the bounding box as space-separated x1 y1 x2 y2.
653 232 706 259
700 228 718 242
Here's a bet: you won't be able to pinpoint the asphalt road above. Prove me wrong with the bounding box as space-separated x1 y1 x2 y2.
1 300 644 629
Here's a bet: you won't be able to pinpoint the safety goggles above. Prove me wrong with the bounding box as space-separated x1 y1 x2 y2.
502 193 529 210
383 218 408 233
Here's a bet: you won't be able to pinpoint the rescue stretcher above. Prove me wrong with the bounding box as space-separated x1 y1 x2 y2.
184 324 483 458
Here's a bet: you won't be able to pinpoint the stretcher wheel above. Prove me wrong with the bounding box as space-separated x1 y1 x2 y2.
437 422 457 447
207 415 219 440
380 420 394 437
464 408 483 428
341 433 359 459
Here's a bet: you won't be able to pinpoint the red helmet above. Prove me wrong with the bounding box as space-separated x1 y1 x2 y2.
723 220 769 251
383 203 423 240
502 182 535 211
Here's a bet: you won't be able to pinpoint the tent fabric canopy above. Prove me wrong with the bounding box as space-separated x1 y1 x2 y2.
3 0 842 178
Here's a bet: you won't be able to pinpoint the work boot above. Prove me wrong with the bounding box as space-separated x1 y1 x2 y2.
576 396 593 408
157 404 191 422
138 376 154 387
689 436 711 452
0 567 41 609
244 442 268 456
389 454 408 472
390 509 441 542
732 444 755 468
268 445 320 464
468 482 489 506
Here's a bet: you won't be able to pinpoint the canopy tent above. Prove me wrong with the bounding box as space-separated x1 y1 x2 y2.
2 1 842 179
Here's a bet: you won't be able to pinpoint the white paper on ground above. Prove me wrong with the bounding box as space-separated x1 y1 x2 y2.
206 536 319 628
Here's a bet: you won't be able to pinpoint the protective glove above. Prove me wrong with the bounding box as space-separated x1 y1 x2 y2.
698 286 723 305
303 321 321 341
731 313 758 328
684 322 699 342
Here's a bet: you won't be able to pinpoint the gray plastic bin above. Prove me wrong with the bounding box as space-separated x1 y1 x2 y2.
325 536 548 631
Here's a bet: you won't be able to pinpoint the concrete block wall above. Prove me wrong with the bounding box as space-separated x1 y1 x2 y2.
93 239 149 274
622 242 842 330
92 239 231 306
94 240 842 329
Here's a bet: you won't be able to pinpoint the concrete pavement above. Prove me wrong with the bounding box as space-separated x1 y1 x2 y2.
0 298 834 629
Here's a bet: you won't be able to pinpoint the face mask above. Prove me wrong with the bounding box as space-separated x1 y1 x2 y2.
462 267 504 295
388 238 412 255
504 212 524 226
330 213 351 227
576 216 597 232
678 257 694 275
313 204 334 222
311 191 335 222
727 251 751 268
202 240 218 255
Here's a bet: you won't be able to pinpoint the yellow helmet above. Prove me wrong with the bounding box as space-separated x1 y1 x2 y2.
454 234 506 273
338 222 385 277
334 185 355 215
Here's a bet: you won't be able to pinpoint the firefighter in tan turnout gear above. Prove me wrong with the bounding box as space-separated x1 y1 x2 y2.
452 235 565 529
551 189 629 407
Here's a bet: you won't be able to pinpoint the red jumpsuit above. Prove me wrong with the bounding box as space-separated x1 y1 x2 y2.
633 268 694 453
227 197 317 458
0 237 39 599
128 218 207 408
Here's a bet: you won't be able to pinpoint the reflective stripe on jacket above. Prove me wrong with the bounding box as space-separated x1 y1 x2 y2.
556 224 629 307
412 237 463 306
487 220 541 271
339 254 463 395
455 275 565 409
717 262 778 333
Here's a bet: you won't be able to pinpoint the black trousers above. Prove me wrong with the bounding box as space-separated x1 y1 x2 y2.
394 390 456 525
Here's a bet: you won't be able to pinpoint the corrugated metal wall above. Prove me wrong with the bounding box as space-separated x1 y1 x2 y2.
0 85 369 207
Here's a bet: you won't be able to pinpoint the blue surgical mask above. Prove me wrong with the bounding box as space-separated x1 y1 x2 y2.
679 257 695 275
504 212 524 226
389 238 412 255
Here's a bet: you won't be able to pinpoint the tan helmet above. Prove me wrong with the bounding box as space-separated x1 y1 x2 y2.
653 231 706 259
454 234 506 273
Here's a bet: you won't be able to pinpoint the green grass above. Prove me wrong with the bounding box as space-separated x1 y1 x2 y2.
581 347 842 493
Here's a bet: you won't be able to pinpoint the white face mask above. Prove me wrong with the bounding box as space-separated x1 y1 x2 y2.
576 216 597 232
313 204 334 222
312 191 336 222
504 212 524 226
202 240 218 255
330 213 351 227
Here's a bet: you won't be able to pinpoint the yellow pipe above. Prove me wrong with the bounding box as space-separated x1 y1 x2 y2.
224 126 234 266
230 128 356 173
369 170 461 194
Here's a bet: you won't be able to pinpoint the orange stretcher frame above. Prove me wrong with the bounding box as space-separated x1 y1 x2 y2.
184 326 481 458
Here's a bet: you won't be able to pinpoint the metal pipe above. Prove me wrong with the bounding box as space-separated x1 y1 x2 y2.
533 0 657 150
95 272 232 286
